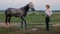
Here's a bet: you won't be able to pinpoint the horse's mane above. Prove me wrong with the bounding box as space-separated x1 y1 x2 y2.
23 4 29 12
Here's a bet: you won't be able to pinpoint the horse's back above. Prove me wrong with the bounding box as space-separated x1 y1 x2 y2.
5 8 25 17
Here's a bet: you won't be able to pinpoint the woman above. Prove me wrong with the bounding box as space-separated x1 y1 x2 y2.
45 4 53 31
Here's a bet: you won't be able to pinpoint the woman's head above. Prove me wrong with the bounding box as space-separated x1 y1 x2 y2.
46 4 50 9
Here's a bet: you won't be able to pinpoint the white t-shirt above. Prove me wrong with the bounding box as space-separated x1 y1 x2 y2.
45 9 53 16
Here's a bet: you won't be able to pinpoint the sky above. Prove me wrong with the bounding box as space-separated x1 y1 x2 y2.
0 0 60 10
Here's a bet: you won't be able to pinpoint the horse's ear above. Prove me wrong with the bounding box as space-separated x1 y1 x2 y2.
29 2 33 4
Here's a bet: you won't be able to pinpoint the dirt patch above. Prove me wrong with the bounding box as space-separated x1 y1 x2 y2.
0 23 60 27
0 23 60 34
53 23 60 26
0 23 20 27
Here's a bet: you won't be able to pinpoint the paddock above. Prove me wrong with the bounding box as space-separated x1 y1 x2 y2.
0 11 60 34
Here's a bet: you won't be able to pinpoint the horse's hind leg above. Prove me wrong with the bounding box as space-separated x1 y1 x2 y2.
6 16 11 27
5 16 7 24
5 16 10 28
8 16 11 23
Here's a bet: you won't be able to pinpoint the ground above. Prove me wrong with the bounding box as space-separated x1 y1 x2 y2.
0 12 60 34
0 23 60 34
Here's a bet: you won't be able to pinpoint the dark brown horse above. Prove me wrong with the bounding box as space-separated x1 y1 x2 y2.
5 2 35 29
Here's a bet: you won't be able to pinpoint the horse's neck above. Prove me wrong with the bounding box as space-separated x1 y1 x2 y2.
22 5 29 17
24 5 29 12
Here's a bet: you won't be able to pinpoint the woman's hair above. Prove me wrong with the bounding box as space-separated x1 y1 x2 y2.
46 4 50 8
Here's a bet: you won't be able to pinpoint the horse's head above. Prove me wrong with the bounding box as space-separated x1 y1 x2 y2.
28 2 35 11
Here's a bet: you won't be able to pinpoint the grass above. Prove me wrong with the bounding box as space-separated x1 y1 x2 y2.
0 12 60 23
0 26 60 34
0 12 60 34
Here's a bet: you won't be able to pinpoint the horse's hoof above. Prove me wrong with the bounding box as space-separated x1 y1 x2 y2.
5 25 10 28
5 26 9 28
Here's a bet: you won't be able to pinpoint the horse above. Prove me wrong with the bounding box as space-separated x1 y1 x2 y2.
5 2 35 29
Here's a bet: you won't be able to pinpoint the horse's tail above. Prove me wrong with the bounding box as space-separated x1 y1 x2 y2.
5 10 7 15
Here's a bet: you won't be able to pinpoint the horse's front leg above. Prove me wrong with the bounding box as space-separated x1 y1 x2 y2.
21 18 23 28
24 18 27 29
21 17 27 29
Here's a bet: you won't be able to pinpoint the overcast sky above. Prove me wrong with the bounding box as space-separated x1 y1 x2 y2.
0 0 60 10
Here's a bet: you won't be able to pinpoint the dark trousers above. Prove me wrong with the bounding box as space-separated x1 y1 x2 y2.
45 15 50 31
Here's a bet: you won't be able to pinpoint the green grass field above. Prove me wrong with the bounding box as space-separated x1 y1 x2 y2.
0 12 60 23
0 12 60 34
